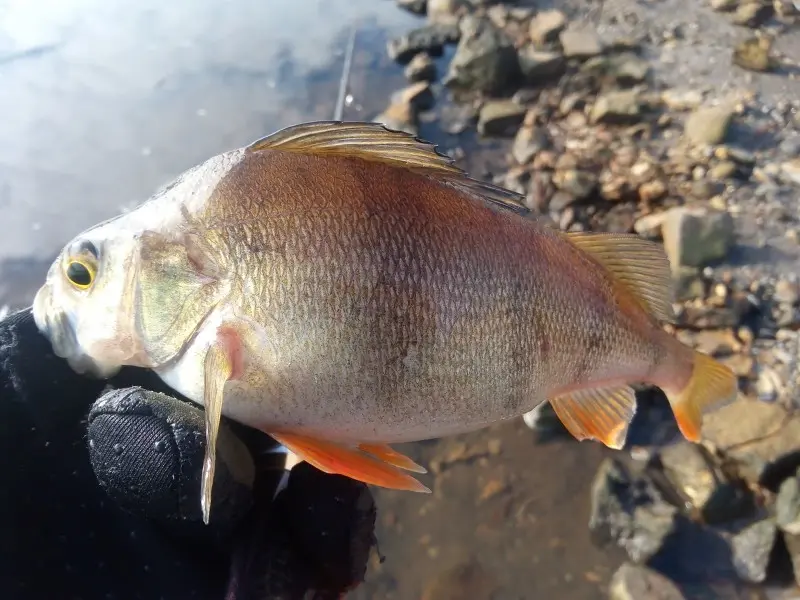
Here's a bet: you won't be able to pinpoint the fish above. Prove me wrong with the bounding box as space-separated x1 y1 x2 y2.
32 121 739 524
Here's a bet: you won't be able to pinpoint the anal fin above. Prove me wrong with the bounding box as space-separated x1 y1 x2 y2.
269 432 431 493
549 385 637 450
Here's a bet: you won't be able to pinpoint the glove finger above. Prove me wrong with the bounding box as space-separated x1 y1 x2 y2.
233 462 377 598
87 386 258 537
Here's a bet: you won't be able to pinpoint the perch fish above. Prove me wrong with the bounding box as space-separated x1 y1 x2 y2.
32 121 739 524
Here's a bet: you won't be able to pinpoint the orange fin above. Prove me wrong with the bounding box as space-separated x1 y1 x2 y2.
270 432 431 493
663 350 738 442
358 443 428 474
563 232 675 324
548 385 637 450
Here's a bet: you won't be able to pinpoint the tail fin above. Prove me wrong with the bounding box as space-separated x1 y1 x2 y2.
664 350 738 442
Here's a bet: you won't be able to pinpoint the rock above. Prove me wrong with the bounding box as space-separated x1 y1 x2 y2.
517 46 566 83
559 26 604 59
775 280 800 305
511 125 549 164
634 212 667 239
404 52 437 82
391 81 435 112
589 457 679 564
639 180 668 204
522 401 569 437
529 9 567 46
701 397 800 487
374 102 418 136
659 442 752 524
777 473 800 535
732 2 773 26
710 0 739 10
397 0 427 15
553 169 598 199
730 519 778 583
477 100 527 136
661 206 735 270
590 90 641 124
387 23 460 64
685 102 736 146
582 53 650 86
444 16 520 95
733 37 774 72
427 0 464 24
608 563 686 600
781 159 800 185
708 161 737 180
673 267 707 301
662 89 704 111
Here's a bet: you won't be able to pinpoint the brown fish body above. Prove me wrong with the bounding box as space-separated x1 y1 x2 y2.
169 147 688 444
34 121 736 518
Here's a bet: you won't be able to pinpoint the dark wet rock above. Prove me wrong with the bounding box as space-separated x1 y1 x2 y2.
511 125 549 165
559 26 604 60
477 100 527 136
528 9 567 46
444 15 520 95
661 206 735 270
733 36 774 72
730 518 778 583
608 563 686 600
404 52 438 82
732 1 774 26
421 558 496 600
589 458 679 564
517 46 567 83
387 23 460 64
777 472 800 535
590 90 642 124
684 102 736 146
397 0 428 15
658 442 753 524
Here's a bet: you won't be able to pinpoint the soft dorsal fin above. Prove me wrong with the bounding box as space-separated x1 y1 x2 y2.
246 121 528 214
564 231 676 323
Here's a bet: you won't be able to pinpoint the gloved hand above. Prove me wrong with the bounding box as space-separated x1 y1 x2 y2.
0 307 377 600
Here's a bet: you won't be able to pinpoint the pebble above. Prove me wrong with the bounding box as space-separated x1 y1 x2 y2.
730 518 778 583
589 90 641 124
608 563 686 600
517 47 567 83
684 102 736 146
661 206 736 271
529 9 567 46
477 100 528 136
512 125 549 164
777 473 800 535
559 26 604 59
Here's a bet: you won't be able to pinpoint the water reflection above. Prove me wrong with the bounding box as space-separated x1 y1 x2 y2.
0 0 421 307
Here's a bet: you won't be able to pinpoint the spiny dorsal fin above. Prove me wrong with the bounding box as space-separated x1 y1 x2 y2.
246 121 528 214
564 231 676 323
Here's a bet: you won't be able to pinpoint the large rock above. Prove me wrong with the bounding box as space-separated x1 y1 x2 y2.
517 46 566 83
684 102 736 146
661 205 735 271
730 518 778 583
608 563 686 600
589 457 679 564
387 23 461 64
444 15 521 95
477 100 527 136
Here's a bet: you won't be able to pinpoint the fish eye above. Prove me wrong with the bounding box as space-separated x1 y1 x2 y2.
64 259 96 290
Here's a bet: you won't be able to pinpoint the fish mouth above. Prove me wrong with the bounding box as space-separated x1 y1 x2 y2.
32 284 119 379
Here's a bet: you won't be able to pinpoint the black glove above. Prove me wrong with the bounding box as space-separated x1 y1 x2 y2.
0 307 377 600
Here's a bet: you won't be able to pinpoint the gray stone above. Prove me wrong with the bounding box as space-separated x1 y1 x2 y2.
784 532 800 586
552 169 598 199
781 159 800 185
732 2 773 26
529 9 567 46
517 46 566 83
477 100 527 136
590 90 641 125
559 27 604 59
589 458 679 564
661 206 735 270
387 23 460 64
582 52 650 86
609 563 686 600
390 81 435 113
521 401 569 437
444 16 521 95
708 161 737 180
404 52 438 82
427 0 464 24
511 125 549 165
685 103 736 146
777 474 800 535
730 519 778 583
397 0 427 15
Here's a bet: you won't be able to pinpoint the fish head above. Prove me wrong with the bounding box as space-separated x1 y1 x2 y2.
32 217 149 379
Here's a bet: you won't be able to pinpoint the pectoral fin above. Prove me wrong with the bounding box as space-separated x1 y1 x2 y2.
201 325 244 524
549 385 637 450
269 432 431 493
